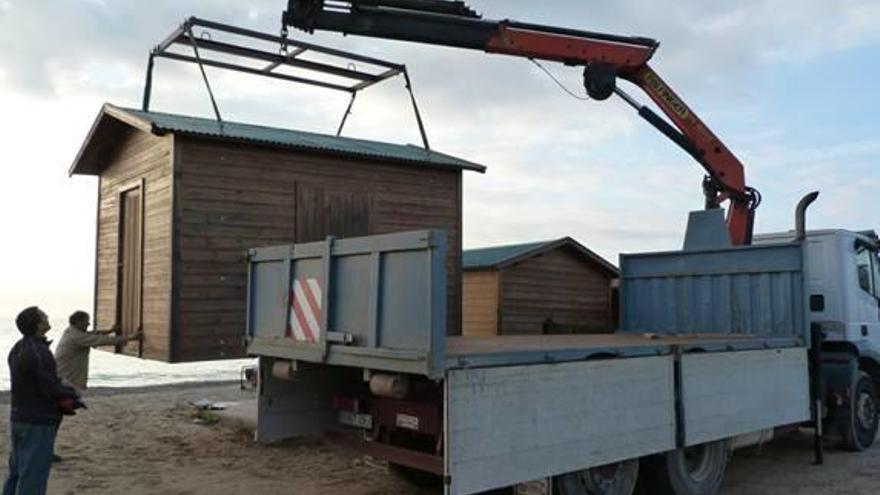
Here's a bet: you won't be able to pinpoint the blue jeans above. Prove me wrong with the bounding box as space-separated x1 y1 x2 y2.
2 422 57 495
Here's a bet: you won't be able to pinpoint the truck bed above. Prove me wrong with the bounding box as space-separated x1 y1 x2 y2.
446 333 803 369
247 229 808 379
247 231 813 495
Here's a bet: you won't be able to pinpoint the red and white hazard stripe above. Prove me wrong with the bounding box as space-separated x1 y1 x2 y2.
289 277 322 343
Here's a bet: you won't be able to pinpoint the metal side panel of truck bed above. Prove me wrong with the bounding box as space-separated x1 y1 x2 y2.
246 229 448 378
442 346 809 495
444 355 677 494
680 347 810 446
619 241 807 340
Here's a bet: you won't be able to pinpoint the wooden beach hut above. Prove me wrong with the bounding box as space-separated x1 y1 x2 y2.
461 237 618 337
69 103 484 362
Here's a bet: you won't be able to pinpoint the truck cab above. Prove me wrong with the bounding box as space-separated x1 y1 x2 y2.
756 229 880 356
757 229 880 450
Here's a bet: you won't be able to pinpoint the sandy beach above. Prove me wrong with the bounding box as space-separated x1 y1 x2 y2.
0 382 876 495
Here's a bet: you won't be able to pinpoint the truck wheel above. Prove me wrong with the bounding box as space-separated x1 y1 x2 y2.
553 459 639 495
841 371 878 451
636 440 728 495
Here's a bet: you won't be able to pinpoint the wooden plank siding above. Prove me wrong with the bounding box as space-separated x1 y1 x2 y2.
499 246 613 335
174 137 462 362
462 271 499 336
94 128 173 360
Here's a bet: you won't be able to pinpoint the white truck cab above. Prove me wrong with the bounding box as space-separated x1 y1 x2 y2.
756 229 880 356
757 229 880 450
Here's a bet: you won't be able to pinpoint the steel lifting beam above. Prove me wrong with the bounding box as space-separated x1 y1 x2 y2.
149 17 404 97
142 16 433 147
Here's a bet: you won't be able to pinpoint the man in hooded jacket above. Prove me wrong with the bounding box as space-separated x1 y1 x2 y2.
3 306 81 495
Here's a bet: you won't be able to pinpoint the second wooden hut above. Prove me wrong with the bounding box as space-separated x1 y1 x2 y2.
462 237 618 336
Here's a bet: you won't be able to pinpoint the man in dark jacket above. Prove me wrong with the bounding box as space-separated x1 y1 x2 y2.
3 306 81 495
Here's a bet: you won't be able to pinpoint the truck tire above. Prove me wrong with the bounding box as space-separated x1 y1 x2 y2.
553 459 639 495
841 371 878 452
636 440 728 495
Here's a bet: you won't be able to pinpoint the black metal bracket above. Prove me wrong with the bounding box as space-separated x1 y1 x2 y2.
809 323 825 465
143 17 432 148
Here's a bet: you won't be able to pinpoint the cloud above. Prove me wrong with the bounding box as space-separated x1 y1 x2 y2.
741 137 880 233
0 0 282 94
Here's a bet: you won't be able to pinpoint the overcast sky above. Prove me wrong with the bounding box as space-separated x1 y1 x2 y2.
1 0 878 319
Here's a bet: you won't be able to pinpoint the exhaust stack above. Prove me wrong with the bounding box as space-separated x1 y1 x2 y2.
795 191 820 242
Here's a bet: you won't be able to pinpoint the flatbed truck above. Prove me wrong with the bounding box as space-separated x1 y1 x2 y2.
244 213 880 495
236 3 880 493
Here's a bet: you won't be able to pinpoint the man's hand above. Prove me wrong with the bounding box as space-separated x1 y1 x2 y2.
58 397 86 415
98 324 120 335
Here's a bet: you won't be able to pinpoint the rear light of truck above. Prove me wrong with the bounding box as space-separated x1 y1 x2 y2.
332 395 360 412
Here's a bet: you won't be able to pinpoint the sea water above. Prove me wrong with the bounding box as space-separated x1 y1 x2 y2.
0 319 254 390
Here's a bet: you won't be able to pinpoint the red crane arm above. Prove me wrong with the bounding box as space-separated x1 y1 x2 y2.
627 65 752 245
485 23 654 70
284 1 758 245
629 66 746 194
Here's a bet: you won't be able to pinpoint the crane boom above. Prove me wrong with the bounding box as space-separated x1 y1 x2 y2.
283 0 759 245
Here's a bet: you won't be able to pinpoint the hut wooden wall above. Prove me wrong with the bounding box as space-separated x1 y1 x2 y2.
94 128 173 360
173 137 462 362
499 246 613 335
462 270 499 336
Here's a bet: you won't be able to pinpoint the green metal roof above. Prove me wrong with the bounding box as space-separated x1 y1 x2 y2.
69 104 485 176
124 107 485 172
463 240 557 269
463 237 619 276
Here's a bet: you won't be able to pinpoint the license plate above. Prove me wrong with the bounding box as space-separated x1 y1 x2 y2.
338 411 373 429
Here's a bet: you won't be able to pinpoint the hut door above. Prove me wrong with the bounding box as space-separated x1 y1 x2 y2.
116 182 144 338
